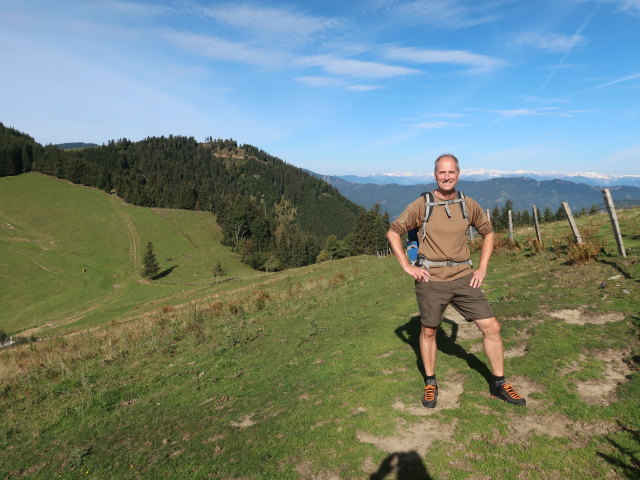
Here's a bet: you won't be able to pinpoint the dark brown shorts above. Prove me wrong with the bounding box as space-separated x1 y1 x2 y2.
415 273 494 328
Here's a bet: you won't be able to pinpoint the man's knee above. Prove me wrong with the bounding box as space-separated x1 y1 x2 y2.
475 317 500 336
421 325 438 340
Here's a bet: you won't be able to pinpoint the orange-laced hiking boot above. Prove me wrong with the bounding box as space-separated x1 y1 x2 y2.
421 381 438 408
490 379 526 406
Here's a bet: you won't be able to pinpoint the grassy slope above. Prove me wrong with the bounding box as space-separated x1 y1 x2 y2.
0 173 255 335
1 226 639 479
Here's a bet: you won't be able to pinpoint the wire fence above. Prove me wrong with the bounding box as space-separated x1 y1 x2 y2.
486 191 639 258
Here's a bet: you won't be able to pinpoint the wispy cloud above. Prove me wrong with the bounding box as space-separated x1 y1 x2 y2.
294 76 382 91
605 142 640 165
100 0 175 16
162 30 288 69
595 72 640 88
300 55 420 78
596 0 640 16
198 3 340 48
510 32 586 53
540 6 599 91
383 45 505 73
387 0 502 28
415 121 467 129
491 107 559 119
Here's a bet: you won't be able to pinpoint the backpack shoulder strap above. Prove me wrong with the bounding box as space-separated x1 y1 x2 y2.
420 191 434 242
458 191 468 219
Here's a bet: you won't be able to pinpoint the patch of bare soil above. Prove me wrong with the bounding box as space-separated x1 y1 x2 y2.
549 309 625 325
230 414 256 429
295 461 341 480
504 342 529 358
507 413 618 440
442 306 481 340
487 376 544 409
357 417 458 457
573 350 633 406
392 378 464 416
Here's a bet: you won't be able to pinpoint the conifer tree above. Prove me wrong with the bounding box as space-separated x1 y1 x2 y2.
141 242 160 279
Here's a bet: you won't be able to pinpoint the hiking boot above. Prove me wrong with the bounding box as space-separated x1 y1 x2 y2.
490 379 526 406
421 381 438 408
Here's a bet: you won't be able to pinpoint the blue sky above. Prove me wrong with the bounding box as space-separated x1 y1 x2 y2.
1 0 639 175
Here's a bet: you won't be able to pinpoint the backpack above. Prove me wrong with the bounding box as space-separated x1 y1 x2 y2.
407 191 469 251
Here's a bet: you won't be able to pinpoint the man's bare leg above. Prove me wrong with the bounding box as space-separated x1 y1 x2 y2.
419 325 439 376
474 317 504 375
474 317 526 405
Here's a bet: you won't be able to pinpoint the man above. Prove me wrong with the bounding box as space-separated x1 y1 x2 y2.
386 154 525 408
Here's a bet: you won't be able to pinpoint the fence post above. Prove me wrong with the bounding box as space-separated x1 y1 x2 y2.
507 210 514 243
532 205 542 243
562 202 582 244
486 208 491 221
602 188 626 257
468 226 475 242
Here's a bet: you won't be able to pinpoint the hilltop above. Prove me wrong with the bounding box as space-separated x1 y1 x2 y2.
0 123 365 272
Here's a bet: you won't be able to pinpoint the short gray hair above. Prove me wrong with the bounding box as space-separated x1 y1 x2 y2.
434 153 460 174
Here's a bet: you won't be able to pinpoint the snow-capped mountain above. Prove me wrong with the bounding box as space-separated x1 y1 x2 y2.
335 170 640 188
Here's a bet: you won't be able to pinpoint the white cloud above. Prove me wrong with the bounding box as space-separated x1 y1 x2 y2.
162 30 288 68
99 0 175 16
295 76 382 91
415 121 467 129
388 0 501 28
605 142 640 164
510 32 586 53
300 55 421 78
383 45 505 72
295 76 345 88
491 107 559 119
346 84 384 92
597 0 640 16
199 3 340 48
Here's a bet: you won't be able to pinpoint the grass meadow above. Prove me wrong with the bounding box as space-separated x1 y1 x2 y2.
1 174 638 479
0 173 255 336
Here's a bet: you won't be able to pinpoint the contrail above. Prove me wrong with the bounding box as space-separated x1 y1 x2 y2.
540 5 600 91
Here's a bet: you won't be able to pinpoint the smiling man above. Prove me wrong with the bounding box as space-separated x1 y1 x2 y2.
386 154 526 408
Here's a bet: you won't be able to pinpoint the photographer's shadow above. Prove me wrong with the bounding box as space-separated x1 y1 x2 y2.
395 315 492 384
369 450 431 480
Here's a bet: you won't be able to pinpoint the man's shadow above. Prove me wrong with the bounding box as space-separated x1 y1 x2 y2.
369 450 431 480
395 315 492 384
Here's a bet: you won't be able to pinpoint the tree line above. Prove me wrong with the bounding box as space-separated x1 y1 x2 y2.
0 123 390 271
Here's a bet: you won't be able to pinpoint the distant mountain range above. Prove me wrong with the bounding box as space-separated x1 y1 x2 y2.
315 174 640 218
334 170 640 188
54 142 99 149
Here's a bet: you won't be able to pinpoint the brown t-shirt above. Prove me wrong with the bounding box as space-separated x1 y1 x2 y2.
389 192 493 282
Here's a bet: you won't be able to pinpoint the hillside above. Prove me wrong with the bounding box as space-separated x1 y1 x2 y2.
1 210 638 478
0 123 363 271
0 173 256 336
319 174 640 218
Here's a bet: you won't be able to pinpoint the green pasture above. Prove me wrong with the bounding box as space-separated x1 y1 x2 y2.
1 241 638 478
0 173 254 335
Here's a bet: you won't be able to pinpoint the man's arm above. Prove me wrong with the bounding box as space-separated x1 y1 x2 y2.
386 229 430 282
470 231 494 288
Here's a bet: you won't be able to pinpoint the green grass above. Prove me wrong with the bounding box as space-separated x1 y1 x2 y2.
0 173 255 335
1 248 638 478
1 175 638 478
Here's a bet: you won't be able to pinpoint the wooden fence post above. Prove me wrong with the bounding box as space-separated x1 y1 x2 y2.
602 188 626 257
507 210 514 242
562 202 582 244
468 227 475 242
486 208 491 221
532 205 542 243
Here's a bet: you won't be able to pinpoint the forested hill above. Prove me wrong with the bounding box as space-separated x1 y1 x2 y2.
0 123 374 271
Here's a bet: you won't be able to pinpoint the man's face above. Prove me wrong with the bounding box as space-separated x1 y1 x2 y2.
434 157 460 193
